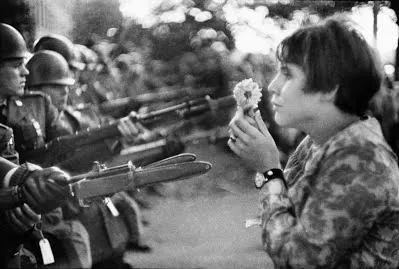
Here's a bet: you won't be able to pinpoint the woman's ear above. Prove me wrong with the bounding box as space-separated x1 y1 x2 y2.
320 85 339 102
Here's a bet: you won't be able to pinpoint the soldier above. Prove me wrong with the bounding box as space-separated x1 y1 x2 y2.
33 34 119 108
0 121 73 268
26 49 148 268
0 156 73 268
0 122 77 268
25 49 150 170
0 22 92 268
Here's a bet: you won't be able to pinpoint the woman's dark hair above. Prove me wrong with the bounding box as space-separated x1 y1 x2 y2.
276 15 382 116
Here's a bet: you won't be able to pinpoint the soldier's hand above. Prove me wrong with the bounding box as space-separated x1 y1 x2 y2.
5 203 41 234
118 116 140 142
20 166 71 214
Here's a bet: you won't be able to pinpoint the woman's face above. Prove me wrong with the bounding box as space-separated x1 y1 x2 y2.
267 62 320 130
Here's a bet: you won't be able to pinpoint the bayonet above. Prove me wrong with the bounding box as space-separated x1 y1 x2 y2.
69 157 212 200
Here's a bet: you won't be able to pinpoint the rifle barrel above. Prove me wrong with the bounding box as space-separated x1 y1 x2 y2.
134 87 215 104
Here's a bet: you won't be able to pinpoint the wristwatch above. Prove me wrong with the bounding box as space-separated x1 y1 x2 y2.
254 168 286 189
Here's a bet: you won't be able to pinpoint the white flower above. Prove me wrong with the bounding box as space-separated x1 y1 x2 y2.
233 78 262 109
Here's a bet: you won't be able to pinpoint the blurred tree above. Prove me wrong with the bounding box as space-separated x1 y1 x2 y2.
71 0 123 45
119 0 381 62
0 0 35 49
121 0 235 61
261 0 355 19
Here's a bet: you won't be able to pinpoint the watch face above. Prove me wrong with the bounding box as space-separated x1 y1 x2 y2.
255 173 266 188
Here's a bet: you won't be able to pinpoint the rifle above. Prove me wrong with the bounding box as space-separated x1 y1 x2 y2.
20 95 236 167
0 153 212 210
98 87 216 118
105 124 230 168
69 153 211 204
56 132 186 173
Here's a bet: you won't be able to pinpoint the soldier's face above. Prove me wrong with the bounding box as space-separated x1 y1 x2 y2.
0 59 29 98
40 85 69 110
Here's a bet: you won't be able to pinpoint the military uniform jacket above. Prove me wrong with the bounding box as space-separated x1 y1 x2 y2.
259 117 399 269
1 91 72 163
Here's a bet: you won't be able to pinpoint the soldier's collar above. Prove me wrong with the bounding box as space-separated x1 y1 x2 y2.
7 97 23 107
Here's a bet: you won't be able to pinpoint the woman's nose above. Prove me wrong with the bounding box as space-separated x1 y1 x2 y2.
267 76 280 95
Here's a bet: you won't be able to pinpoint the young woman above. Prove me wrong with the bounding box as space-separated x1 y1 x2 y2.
228 15 399 268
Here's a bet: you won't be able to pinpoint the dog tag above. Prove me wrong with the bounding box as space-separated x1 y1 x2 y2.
104 197 119 217
39 238 55 265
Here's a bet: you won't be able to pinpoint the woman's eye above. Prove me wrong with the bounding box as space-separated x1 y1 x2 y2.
279 66 291 78
281 70 291 78
15 62 24 69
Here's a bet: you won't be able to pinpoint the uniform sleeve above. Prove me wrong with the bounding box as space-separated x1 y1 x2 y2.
259 146 389 268
0 124 19 164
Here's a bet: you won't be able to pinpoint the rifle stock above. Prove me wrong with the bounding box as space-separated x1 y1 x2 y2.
21 95 236 167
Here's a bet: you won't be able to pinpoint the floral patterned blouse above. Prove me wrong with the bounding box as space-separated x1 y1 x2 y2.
259 117 399 269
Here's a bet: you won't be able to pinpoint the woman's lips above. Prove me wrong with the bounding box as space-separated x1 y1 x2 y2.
272 102 281 110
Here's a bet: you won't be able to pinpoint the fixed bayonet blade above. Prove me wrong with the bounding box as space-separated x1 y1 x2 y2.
143 153 196 169
135 161 210 186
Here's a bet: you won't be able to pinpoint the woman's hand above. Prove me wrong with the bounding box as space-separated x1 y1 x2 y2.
228 108 281 173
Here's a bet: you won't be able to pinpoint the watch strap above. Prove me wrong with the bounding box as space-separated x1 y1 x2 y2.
255 168 287 189
264 168 287 189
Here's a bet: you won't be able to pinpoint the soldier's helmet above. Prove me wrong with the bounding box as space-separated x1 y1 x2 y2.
26 50 75 87
0 23 29 61
33 34 85 71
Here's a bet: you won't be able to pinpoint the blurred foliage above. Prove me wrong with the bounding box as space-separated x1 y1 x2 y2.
71 1 396 64
71 0 124 45
117 0 234 62
389 1 399 80
257 0 356 19
0 0 35 48
115 0 380 62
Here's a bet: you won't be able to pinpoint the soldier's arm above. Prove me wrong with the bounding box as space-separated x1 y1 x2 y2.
260 146 390 268
0 157 18 185
0 158 38 235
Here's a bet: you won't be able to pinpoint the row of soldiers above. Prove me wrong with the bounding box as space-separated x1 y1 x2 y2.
0 23 186 268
